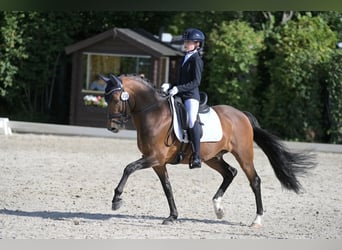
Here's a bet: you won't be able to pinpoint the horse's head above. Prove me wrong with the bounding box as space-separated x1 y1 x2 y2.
100 74 130 133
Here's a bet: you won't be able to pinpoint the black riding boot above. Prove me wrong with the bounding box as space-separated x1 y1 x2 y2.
189 121 201 169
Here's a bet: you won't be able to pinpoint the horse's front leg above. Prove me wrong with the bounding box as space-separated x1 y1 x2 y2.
153 165 178 225
112 157 148 210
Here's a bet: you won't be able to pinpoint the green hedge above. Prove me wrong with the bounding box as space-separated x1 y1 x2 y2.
263 15 338 142
204 20 265 111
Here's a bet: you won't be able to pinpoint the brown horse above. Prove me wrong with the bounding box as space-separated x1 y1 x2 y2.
101 74 315 228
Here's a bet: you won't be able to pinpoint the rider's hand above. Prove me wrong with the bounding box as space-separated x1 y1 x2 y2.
168 86 178 96
161 83 170 93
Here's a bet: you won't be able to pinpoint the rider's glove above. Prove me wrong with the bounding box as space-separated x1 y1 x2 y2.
161 83 170 93
168 86 178 96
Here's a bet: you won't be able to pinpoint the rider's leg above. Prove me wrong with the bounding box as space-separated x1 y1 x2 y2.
184 99 201 169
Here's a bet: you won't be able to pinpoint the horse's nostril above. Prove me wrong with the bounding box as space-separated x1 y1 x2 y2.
108 127 119 133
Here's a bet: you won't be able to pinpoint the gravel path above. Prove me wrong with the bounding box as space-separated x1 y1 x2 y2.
0 133 341 239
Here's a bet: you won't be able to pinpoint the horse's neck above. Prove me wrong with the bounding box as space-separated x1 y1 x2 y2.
125 79 170 136
131 88 159 112
131 93 170 134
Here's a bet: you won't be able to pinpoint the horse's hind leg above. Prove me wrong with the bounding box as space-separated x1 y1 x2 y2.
205 156 237 219
233 150 264 228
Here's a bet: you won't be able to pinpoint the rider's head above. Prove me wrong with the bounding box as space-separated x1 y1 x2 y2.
182 28 205 52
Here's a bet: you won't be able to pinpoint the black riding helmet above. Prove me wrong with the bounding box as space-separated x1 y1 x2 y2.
182 28 205 49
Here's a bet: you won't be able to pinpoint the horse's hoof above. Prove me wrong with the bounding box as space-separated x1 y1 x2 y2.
250 222 262 229
112 198 123 210
162 216 177 225
213 197 225 219
250 214 262 229
215 208 225 219
162 219 173 225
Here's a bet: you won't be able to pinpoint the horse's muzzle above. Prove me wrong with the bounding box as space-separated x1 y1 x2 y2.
107 113 130 133
107 119 120 133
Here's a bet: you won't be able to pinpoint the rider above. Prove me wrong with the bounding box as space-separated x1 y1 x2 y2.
164 28 205 169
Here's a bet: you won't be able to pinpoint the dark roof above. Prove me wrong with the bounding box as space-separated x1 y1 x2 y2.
65 28 183 57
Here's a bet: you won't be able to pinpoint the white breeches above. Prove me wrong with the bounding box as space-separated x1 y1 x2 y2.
184 98 199 128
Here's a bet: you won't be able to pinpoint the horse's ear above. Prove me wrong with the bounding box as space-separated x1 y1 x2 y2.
98 74 110 83
110 74 123 88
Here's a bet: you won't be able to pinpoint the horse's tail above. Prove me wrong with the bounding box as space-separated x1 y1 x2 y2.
243 111 316 193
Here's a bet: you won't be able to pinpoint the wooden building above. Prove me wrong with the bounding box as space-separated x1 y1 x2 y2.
65 28 183 128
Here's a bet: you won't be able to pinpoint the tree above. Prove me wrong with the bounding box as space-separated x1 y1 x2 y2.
315 11 342 41
0 11 176 122
0 12 28 97
204 20 265 110
263 14 337 141
320 50 342 143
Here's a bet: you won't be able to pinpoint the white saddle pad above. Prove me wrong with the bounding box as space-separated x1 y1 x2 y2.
171 97 223 143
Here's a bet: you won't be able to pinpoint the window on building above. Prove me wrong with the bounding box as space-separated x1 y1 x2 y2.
82 52 152 92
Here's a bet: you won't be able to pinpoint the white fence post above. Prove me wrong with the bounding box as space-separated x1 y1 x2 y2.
0 117 12 135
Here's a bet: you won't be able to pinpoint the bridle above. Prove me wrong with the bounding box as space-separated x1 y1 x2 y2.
105 86 131 130
104 75 176 148
104 76 160 131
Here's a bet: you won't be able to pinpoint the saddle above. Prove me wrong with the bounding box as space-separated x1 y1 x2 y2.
173 92 210 131
168 91 223 165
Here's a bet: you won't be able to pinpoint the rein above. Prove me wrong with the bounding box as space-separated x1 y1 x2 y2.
164 96 176 147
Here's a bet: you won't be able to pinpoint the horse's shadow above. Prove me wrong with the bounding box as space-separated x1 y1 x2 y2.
0 208 243 226
0 208 120 221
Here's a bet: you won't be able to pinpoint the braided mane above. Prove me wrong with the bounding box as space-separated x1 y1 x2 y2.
121 74 157 90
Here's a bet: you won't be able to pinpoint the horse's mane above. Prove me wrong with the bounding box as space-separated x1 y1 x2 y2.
120 74 157 90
